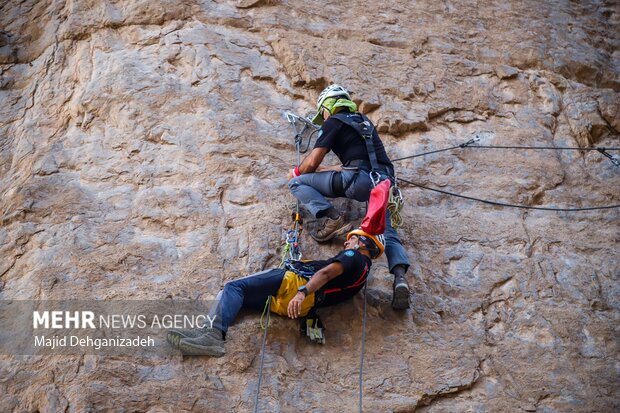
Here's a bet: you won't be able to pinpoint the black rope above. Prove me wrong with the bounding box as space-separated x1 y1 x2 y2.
392 144 620 162
299 129 320 154
253 297 271 413
359 283 368 413
391 144 470 161
287 112 320 155
470 145 620 151
398 178 620 211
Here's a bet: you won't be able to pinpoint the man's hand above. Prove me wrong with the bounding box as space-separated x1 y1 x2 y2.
286 262 344 319
287 292 306 319
287 166 301 181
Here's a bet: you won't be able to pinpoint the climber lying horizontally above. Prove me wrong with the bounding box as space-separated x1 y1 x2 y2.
166 229 384 356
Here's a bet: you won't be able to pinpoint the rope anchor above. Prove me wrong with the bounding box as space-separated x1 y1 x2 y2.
597 148 620 167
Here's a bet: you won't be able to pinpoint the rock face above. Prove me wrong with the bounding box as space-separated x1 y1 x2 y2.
1 0 619 412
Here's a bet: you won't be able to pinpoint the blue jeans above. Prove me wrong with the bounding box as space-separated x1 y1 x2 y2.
288 170 409 273
212 269 286 336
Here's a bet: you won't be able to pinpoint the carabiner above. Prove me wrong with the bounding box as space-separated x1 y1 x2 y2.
396 187 404 203
370 170 381 187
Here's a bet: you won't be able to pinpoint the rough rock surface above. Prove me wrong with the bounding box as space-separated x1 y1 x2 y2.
1 0 619 412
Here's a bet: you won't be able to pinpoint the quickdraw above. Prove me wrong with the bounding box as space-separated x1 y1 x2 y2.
281 112 316 265
284 112 320 156
279 211 303 265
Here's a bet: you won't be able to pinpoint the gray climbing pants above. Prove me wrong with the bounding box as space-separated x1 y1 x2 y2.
288 169 410 273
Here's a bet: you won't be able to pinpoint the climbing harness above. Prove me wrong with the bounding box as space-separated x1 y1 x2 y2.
331 113 386 175
269 271 316 317
331 112 406 228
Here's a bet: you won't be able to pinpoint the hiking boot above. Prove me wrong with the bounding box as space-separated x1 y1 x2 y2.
311 216 352 242
392 274 410 310
179 329 226 357
167 328 205 349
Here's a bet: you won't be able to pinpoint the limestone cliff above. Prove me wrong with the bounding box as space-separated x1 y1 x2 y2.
0 0 618 412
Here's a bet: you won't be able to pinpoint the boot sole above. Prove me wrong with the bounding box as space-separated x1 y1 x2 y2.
392 283 410 310
311 222 353 242
167 330 204 349
179 339 226 357
167 333 182 349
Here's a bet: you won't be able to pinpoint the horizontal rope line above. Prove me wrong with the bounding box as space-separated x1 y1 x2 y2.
398 178 620 212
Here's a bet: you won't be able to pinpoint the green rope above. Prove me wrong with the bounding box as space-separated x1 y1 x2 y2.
279 243 291 267
254 295 272 413
259 296 272 330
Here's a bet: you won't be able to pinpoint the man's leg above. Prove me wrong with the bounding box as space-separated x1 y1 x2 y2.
288 171 338 217
341 171 411 309
288 172 351 241
167 291 224 345
173 269 286 356
214 268 287 333
384 211 411 310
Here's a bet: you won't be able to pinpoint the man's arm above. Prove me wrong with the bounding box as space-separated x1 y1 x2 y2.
288 147 342 179
299 147 329 174
287 262 344 319
289 119 345 178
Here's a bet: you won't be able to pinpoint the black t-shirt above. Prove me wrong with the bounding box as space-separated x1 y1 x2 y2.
286 249 372 307
314 111 393 168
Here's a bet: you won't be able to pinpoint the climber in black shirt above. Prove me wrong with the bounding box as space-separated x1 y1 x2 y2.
287 84 411 310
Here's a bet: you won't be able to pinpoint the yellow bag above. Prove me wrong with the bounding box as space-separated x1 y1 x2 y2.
270 271 315 317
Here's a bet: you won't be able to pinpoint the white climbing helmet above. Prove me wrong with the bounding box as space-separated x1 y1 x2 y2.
316 84 351 110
